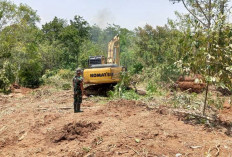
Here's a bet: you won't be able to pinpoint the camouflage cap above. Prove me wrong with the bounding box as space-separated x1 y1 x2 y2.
76 68 82 73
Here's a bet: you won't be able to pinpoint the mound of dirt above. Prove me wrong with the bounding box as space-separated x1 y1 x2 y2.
51 121 101 143
10 84 32 94
218 107 232 124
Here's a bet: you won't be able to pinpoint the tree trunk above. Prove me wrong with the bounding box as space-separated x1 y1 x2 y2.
202 0 212 116
203 81 209 115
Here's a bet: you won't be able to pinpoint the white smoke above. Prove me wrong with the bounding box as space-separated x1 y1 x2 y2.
92 8 115 28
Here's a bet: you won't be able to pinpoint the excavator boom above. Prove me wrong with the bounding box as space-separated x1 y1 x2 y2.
107 35 120 65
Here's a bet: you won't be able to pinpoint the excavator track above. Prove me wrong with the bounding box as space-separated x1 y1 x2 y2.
84 83 116 96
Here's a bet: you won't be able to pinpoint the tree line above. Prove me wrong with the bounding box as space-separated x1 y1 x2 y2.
0 0 231 94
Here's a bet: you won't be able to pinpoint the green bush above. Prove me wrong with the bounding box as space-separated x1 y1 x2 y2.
18 61 43 88
42 69 73 90
42 69 57 79
57 69 74 79
121 90 140 100
108 72 142 100
42 75 61 86
0 69 11 93
62 83 72 90
112 72 131 97
2 61 16 83
108 89 140 100
131 63 143 74
146 81 158 94
0 61 16 93
160 63 181 82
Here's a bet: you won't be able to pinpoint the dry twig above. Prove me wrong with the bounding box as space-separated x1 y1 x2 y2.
207 144 220 157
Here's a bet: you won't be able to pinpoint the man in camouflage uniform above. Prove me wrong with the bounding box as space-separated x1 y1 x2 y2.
73 68 84 113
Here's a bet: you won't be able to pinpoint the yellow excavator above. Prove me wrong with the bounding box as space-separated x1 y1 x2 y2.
83 35 125 95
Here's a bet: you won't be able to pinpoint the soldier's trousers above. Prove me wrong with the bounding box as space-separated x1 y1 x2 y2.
74 92 82 112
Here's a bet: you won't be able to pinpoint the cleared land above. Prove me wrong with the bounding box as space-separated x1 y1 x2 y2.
0 87 232 157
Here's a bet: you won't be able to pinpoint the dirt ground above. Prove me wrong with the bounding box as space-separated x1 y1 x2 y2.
0 87 232 157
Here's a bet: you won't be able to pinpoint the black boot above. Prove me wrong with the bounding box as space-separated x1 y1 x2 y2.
76 103 81 112
74 103 78 113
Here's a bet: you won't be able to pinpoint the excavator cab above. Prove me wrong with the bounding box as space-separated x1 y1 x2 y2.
88 56 105 67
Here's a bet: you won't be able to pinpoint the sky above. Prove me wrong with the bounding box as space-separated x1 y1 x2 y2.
12 0 189 30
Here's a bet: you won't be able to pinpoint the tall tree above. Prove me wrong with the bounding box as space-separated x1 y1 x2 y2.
59 15 90 69
0 0 39 30
42 16 66 43
170 0 231 115
0 0 16 30
0 0 41 88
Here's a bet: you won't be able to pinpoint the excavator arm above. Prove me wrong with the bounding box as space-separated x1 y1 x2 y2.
107 35 120 65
